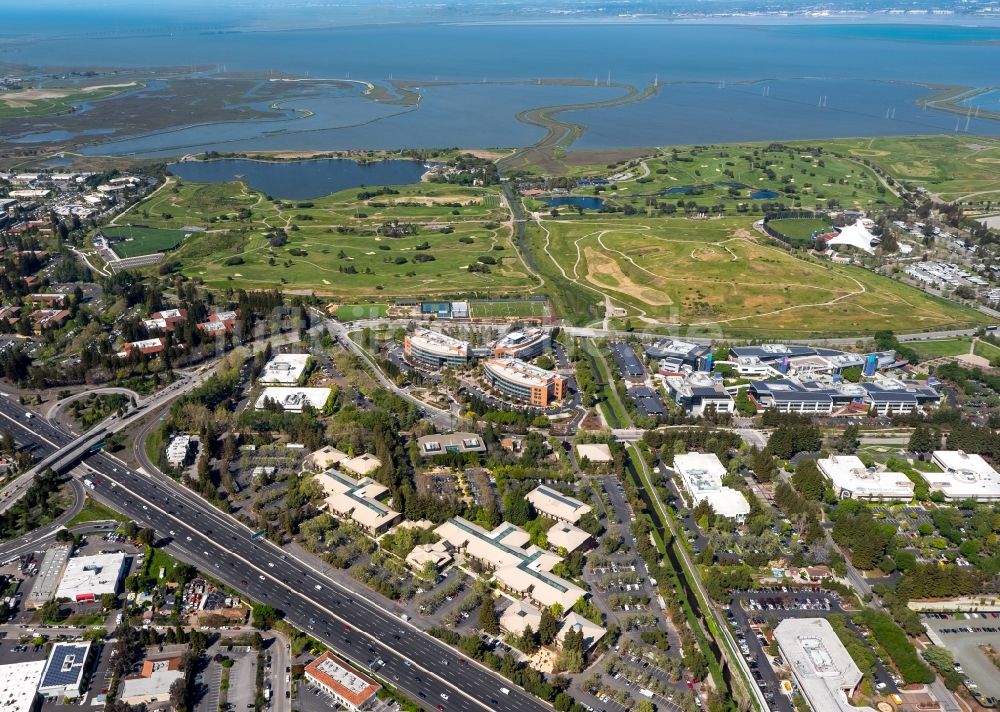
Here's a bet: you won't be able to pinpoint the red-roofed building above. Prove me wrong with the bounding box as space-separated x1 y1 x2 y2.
197 309 238 335
28 309 69 333
123 337 167 356
304 652 380 711
144 308 188 333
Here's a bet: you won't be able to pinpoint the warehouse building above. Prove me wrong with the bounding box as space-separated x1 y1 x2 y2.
672 453 750 522
403 328 471 369
0 659 45 712
55 552 127 603
817 456 914 501
482 357 566 406
926 451 1000 502
26 545 71 609
304 653 380 711
774 618 876 712
38 642 91 698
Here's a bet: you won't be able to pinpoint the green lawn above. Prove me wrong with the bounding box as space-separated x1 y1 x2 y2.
67 497 127 527
104 226 191 257
0 83 138 119
470 300 549 318
767 217 834 245
910 338 973 359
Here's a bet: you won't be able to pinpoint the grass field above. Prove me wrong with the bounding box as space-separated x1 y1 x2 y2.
67 497 128 527
334 303 388 320
470 300 549 318
766 217 834 245
910 338 973 359
817 135 1000 204
525 213 992 335
974 339 1000 361
117 179 539 298
104 226 190 258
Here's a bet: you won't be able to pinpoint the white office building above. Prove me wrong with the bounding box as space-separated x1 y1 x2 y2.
774 618 876 712
259 353 311 384
817 456 914 501
255 387 332 412
0 660 45 712
672 453 750 522
926 451 1000 501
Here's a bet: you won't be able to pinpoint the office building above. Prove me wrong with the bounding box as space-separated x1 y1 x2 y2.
817 456 914 501
416 433 487 457
304 653 380 711
663 371 734 416
610 342 645 380
38 642 91 698
645 338 712 372
526 485 592 524
672 453 750 522
119 657 184 706
403 328 471 369
254 387 332 412
259 353 310 384
435 517 585 610
482 357 566 406
493 328 549 360
165 434 192 468
317 470 400 535
774 618 876 712
926 451 1000 502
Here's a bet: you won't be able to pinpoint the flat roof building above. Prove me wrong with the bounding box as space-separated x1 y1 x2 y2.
673 453 750 523
482 357 566 407
526 485 592 524
317 470 400 535
575 443 613 463
493 328 549 360
304 445 348 472
38 641 91 698
0 660 45 712
255 387 331 412
774 618 876 712
664 371 734 417
259 353 310 384
165 434 192 468
817 455 914 501
546 521 592 553
119 657 184 706
435 517 585 610
27 545 71 609
305 652 380 711
143 308 187 333
927 451 1000 501
644 338 711 371
417 432 486 457
55 552 126 603
404 329 471 369
610 341 645 380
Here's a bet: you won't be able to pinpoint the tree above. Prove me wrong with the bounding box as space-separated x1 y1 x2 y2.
735 388 756 416
137 528 155 547
637 701 656 712
168 677 187 709
538 608 558 646
557 627 585 673
100 593 118 610
791 459 825 501
252 603 280 630
908 424 937 454
835 425 859 454
39 598 64 623
478 597 499 636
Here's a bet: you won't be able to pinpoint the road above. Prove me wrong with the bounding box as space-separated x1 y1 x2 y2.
0 396 548 712
0 477 86 561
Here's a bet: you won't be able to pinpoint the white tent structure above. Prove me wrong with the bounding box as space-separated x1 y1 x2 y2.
825 220 879 254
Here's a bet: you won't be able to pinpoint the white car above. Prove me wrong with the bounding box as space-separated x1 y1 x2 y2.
440 693 449 701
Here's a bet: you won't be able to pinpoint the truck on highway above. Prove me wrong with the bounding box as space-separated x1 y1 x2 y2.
83 479 95 490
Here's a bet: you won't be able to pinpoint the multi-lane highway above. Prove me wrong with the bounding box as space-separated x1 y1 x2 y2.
0 394 549 712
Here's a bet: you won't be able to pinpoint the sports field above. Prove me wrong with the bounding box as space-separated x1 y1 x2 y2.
525 214 992 336
116 179 539 298
470 300 549 318
104 226 190 257
334 303 389 320
766 217 834 245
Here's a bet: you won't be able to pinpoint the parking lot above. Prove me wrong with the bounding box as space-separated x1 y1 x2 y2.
925 614 1000 701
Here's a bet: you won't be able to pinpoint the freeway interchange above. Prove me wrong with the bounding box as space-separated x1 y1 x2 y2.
0 393 548 712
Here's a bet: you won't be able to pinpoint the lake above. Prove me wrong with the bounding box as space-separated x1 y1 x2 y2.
543 196 605 210
167 158 430 200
